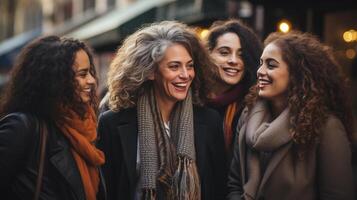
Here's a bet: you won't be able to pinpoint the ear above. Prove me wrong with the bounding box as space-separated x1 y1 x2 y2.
148 72 155 80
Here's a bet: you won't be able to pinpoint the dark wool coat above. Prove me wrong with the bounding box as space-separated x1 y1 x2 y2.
0 113 106 200
227 104 355 200
97 106 227 200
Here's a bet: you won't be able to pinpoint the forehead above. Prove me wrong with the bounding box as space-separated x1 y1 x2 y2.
161 43 192 61
216 32 241 48
73 50 90 70
261 43 283 60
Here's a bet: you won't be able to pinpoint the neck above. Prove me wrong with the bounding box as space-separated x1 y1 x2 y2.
155 94 176 124
210 80 232 98
269 97 287 118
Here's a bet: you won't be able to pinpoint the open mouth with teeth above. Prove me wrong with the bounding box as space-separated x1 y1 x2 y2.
258 78 272 88
172 82 189 91
83 88 92 93
222 67 241 76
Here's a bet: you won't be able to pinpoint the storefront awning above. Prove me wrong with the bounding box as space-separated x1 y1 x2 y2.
0 29 41 69
65 0 175 42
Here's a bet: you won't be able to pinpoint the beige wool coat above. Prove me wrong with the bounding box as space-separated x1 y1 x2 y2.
227 101 355 200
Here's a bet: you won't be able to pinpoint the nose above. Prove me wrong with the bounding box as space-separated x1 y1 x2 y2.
257 64 265 78
179 67 189 79
87 73 96 85
228 54 238 65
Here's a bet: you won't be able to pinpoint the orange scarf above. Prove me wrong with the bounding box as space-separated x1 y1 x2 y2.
224 102 238 152
58 106 105 200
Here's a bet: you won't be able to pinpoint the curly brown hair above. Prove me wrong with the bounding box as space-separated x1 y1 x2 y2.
0 36 98 121
246 31 353 155
206 19 262 92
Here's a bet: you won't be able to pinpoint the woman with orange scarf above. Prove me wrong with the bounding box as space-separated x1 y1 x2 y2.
205 20 262 161
0 36 105 200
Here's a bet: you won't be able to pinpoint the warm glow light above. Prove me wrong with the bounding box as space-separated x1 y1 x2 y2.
343 29 357 42
199 29 210 40
278 21 291 33
346 49 356 59
343 31 354 42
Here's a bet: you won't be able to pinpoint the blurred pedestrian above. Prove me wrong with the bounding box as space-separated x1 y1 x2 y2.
0 36 105 200
205 19 262 159
97 21 226 200
227 31 355 200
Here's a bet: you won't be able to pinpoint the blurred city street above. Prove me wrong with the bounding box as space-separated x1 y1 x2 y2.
1 0 357 144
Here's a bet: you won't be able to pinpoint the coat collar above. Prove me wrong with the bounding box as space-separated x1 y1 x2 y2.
46 123 86 200
239 101 293 197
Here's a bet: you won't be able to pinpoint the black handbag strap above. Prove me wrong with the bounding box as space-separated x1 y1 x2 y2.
33 121 48 200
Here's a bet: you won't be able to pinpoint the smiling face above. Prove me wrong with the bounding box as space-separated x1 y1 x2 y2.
210 32 245 91
151 43 195 105
257 43 290 104
73 50 96 104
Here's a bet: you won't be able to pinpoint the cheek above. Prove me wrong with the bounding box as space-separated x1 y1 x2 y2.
190 70 195 79
211 53 225 64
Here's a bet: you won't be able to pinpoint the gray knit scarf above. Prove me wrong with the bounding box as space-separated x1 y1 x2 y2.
137 88 201 200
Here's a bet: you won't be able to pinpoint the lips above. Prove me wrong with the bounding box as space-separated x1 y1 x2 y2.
172 82 190 91
222 67 241 76
258 78 272 88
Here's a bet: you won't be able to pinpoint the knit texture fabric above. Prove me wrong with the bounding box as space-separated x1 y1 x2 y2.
137 88 200 200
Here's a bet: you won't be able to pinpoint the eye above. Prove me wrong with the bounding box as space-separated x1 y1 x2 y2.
219 50 230 56
237 51 243 58
168 64 179 70
267 61 276 69
77 71 87 78
187 62 194 69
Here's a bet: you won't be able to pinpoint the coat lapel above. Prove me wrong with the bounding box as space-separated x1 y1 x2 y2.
192 107 207 173
242 101 293 197
257 142 292 195
48 129 85 200
117 122 138 189
238 123 247 184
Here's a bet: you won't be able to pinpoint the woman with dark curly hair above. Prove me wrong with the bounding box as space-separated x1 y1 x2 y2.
0 36 105 200
227 31 354 200
205 19 262 158
98 21 226 200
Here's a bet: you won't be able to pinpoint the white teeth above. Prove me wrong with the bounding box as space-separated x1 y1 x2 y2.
84 89 91 92
258 79 271 84
174 83 187 87
223 68 239 73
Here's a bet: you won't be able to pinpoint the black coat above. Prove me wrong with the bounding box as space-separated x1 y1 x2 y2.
97 106 227 200
0 113 106 200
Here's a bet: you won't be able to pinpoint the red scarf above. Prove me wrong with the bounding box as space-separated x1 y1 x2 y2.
208 83 245 152
58 106 105 200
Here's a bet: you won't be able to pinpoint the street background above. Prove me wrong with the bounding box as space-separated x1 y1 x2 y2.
1 0 357 142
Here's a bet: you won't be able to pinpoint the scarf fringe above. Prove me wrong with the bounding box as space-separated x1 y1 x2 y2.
142 189 156 200
172 156 201 200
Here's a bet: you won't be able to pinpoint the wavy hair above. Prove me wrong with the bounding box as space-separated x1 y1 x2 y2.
0 36 98 121
107 21 216 111
206 19 263 93
246 31 353 155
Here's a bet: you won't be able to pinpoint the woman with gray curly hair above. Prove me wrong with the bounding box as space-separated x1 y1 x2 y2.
97 21 227 200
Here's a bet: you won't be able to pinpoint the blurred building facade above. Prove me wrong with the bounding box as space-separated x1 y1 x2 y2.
0 0 357 106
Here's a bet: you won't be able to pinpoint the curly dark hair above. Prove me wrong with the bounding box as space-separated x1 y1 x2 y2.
246 31 353 155
206 19 263 94
0 35 98 121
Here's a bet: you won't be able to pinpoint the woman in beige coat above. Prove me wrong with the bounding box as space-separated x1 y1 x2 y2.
227 31 355 200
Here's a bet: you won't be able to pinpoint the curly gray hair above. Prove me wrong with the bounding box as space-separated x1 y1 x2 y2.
105 21 216 111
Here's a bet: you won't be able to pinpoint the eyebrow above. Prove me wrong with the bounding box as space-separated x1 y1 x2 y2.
168 60 193 64
217 46 242 51
264 58 280 64
75 67 90 73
